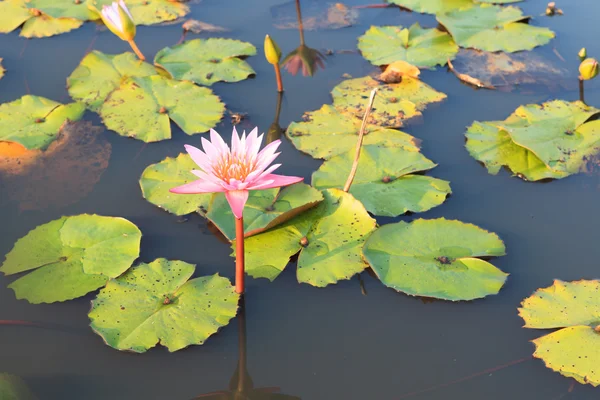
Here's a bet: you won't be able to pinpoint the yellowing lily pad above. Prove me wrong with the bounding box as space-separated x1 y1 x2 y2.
286 104 421 159
0 95 85 150
237 189 376 286
437 4 555 52
387 0 473 15
87 0 189 25
67 51 158 112
0 215 142 304
27 0 95 20
312 145 451 217
0 0 83 38
154 38 257 86
358 23 459 68
362 218 508 301
519 280 600 386
100 75 225 142
331 76 446 128
89 259 238 353
206 183 323 241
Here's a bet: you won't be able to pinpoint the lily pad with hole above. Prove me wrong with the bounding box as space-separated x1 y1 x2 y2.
0 95 85 150
312 145 450 217
362 218 507 301
67 51 159 112
437 4 555 52
0 374 37 400
386 0 474 15
331 76 446 128
519 280 600 386
235 189 377 286
0 0 84 38
154 38 257 86
358 24 459 68
0 215 142 304
100 75 225 142
206 183 323 241
89 259 238 353
286 104 421 159
87 0 190 25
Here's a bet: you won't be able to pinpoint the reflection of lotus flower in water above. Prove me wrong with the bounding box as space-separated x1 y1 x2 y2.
282 45 326 77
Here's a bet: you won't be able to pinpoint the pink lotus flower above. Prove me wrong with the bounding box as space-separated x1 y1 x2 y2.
170 127 304 219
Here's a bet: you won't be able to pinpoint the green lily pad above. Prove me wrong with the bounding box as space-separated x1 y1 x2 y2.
27 0 95 20
0 0 83 38
312 145 450 217
154 38 257 86
286 104 421 159
0 95 85 150
519 280 600 386
0 374 37 400
0 215 142 304
387 0 474 15
331 76 446 128
67 51 158 112
206 183 323 241
89 259 239 353
437 4 555 52
87 0 189 25
100 75 225 142
358 24 459 68
362 218 508 301
237 189 377 286
140 153 212 216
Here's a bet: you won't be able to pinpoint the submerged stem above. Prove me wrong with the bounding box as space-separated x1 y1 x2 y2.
343 88 378 192
235 217 245 294
127 39 146 61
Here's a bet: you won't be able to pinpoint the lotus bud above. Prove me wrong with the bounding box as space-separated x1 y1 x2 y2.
100 0 136 42
264 35 282 65
578 48 587 61
579 58 599 81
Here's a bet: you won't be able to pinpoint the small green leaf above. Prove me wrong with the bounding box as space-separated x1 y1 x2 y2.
89 259 239 353
154 38 257 86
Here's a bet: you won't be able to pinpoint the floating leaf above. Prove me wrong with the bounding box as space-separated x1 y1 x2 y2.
182 20 229 34
27 0 95 20
387 0 473 15
519 280 600 386
0 0 83 38
100 75 225 142
286 104 420 159
380 61 421 83
0 95 85 150
154 38 257 86
67 51 158 112
362 218 508 301
313 145 450 217
206 183 323 241
331 76 446 128
0 374 37 400
0 215 142 304
437 5 555 52
89 259 238 353
19 14 83 38
238 189 376 286
358 24 458 68
87 0 189 25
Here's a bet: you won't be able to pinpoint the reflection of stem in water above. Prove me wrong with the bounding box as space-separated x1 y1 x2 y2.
579 78 585 103
267 92 284 144
235 296 248 394
295 0 305 46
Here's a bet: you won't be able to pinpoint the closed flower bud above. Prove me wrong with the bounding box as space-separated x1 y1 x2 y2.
100 0 136 42
579 58 599 81
578 48 587 61
264 35 281 65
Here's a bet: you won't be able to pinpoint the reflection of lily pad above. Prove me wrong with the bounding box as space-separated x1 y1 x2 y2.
0 374 37 400
207 183 323 241
437 5 555 52
140 153 212 216
100 75 225 142
358 24 458 68
331 76 446 128
0 58 5 80
271 0 358 30
87 0 189 25
0 0 83 38
0 215 142 304
519 280 600 386
387 0 473 15
286 104 420 159
89 259 238 353
67 51 158 112
363 218 508 301
0 95 85 150
313 145 450 217
154 39 256 86
237 189 376 286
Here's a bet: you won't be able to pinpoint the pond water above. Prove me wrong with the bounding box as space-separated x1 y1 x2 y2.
1 0 600 399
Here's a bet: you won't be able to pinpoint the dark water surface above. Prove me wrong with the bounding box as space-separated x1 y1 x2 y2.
1 0 600 399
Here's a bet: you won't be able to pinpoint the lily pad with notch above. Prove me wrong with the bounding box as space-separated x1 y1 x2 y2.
0 0 83 38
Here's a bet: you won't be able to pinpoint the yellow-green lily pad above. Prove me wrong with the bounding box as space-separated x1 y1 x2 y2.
87 0 189 25
0 0 83 38
387 0 474 15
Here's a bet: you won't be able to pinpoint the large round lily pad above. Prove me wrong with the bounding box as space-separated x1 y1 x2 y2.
519 280 600 386
0 215 142 304
100 75 225 142
286 104 421 159
67 51 158 112
87 0 189 25
154 38 257 86
236 189 376 286
358 23 458 68
362 218 508 301
0 95 85 150
437 4 555 52
89 259 239 353
312 145 450 217
0 0 83 38
331 76 446 128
